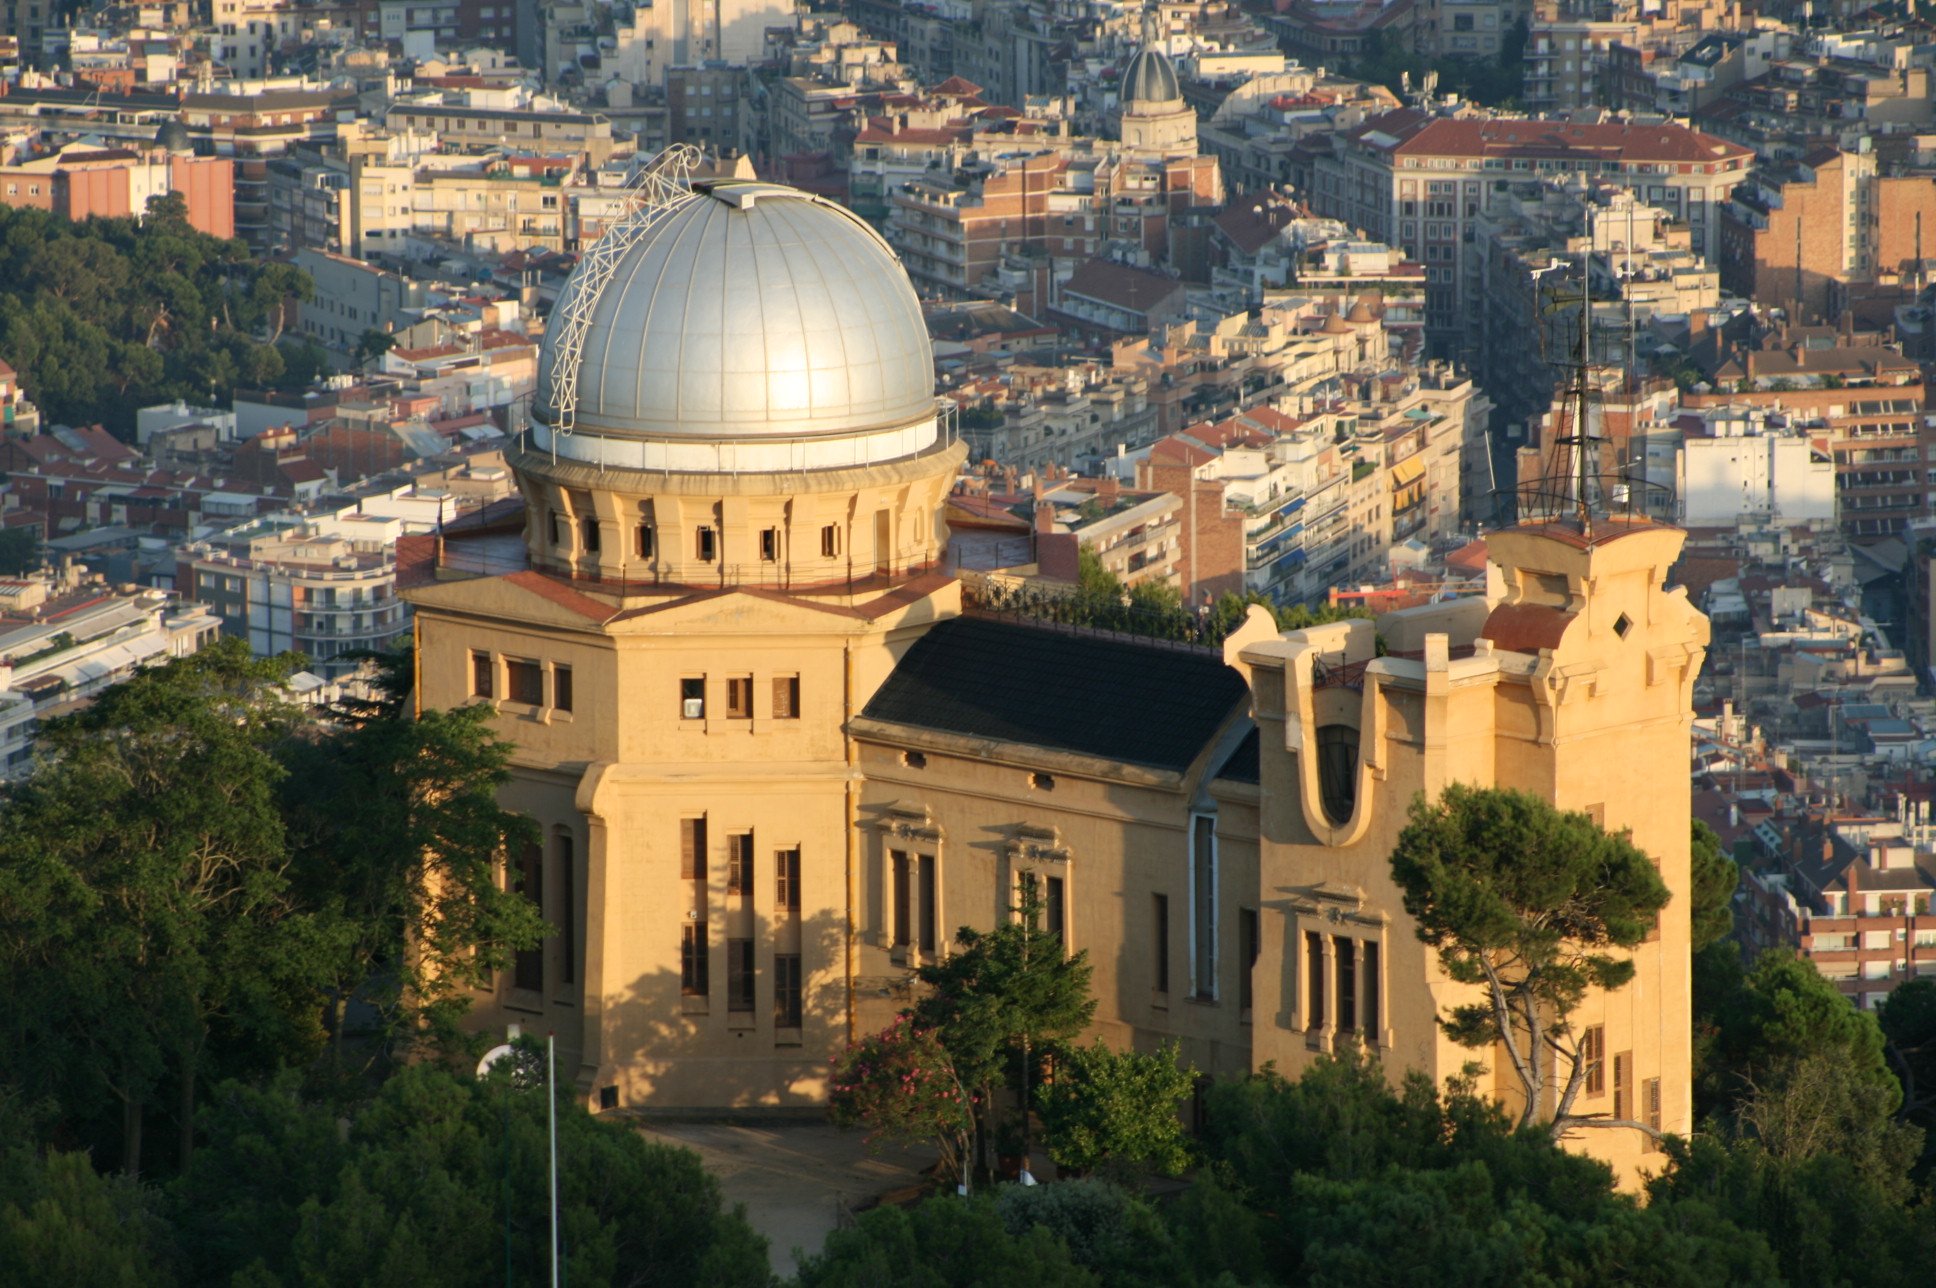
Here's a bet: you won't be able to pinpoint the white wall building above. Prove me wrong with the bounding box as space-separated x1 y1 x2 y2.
1678 415 1836 528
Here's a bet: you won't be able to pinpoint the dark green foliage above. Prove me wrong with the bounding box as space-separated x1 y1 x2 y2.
170 1065 771 1288
0 202 311 433
1036 1040 1194 1177
794 1193 1096 1288
1349 23 1528 109
908 879 1095 1170
1389 785 1672 1134
1689 821 1739 952
278 656 544 1063
974 544 1371 646
1881 979 1936 1157
0 1149 176 1287
0 641 321 1175
1699 951 1901 1123
814 1054 1783 1287
0 527 38 576
1649 1135 1934 1288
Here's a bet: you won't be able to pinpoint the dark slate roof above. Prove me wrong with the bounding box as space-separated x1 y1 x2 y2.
1214 727 1260 784
862 615 1247 773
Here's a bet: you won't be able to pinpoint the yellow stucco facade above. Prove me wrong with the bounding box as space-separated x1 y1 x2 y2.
408 430 1706 1189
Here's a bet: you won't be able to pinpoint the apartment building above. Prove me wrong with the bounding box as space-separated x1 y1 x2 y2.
176 520 411 677
0 571 220 778
383 102 617 167
1718 144 1936 326
1307 110 1752 360
1682 327 1931 538
1783 803 1936 1009
0 135 235 238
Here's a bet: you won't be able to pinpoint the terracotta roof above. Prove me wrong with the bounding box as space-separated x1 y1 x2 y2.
1360 111 1752 164
930 76 985 98
1058 260 1185 315
1480 602 1576 653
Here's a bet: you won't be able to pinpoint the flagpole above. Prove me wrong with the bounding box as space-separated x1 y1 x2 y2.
549 1031 560 1288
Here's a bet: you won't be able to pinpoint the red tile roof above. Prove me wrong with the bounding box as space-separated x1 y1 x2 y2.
1359 111 1752 164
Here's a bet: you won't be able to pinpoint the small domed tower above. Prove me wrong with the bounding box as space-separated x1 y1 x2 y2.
1117 45 1197 157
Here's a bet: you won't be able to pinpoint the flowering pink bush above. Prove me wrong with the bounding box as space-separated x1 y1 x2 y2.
829 1017 973 1189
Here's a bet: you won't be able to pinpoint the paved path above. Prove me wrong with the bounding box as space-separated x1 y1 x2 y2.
640 1121 937 1280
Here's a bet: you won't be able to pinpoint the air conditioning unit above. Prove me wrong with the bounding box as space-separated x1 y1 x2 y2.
683 698 704 719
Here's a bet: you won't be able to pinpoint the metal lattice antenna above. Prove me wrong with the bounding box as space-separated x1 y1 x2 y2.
543 144 703 451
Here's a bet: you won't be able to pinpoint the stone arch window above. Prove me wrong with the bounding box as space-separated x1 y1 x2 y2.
1315 723 1359 825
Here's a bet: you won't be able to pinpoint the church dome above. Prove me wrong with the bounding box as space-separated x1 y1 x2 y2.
1121 47 1182 110
534 180 938 472
153 118 192 154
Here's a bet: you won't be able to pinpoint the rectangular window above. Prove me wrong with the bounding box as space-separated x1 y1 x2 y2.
680 816 707 881
1045 874 1065 946
726 677 753 719
548 510 564 546
506 658 543 706
696 527 716 561
759 528 779 561
820 524 840 557
1583 1025 1606 1096
891 850 911 948
772 675 800 719
513 840 543 992
680 677 705 720
636 523 655 559
1362 940 1379 1037
555 832 575 985
680 922 708 996
727 833 753 896
1613 1051 1632 1121
1238 909 1258 1013
471 649 494 698
552 664 573 713
1335 936 1357 1033
1644 1077 1662 1147
580 515 600 553
726 938 754 1012
1192 815 1216 1000
919 853 937 953
1153 894 1170 994
1306 931 1325 1031
775 847 801 912
774 953 802 1028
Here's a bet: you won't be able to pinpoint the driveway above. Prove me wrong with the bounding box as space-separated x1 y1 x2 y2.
640 1120 937 1280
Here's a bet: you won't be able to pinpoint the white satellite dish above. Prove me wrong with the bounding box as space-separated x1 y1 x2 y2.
476 1043 517 1078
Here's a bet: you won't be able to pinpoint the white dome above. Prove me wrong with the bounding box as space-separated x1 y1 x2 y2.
533 181 940 472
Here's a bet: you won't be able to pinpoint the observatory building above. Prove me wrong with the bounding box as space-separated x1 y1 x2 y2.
405 168 1705 1188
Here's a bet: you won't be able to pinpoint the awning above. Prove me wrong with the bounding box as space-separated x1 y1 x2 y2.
1390 455 1425 488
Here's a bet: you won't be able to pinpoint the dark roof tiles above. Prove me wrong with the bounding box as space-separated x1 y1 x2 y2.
861 615 1247 773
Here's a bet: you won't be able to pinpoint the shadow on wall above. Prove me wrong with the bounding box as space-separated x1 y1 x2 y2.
597 907 857 1111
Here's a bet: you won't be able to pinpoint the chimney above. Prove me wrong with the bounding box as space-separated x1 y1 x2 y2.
1098 474 1121 505
1035 501 1056 533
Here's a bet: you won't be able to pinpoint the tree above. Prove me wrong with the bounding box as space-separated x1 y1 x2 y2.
0 527 38 576
0 1145 175 1287
170 1065 771 1288
910 879 1095 1176
277 649 546 1063
1880 979 1936 1134
795 1192 1097 1288
1387 785 1672 1140
1036 1040 1194 1177
353 328 395 366
0 642 323 1176
1697 951 1917 1187
1689 820 1739 953
829 1018 974 1192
